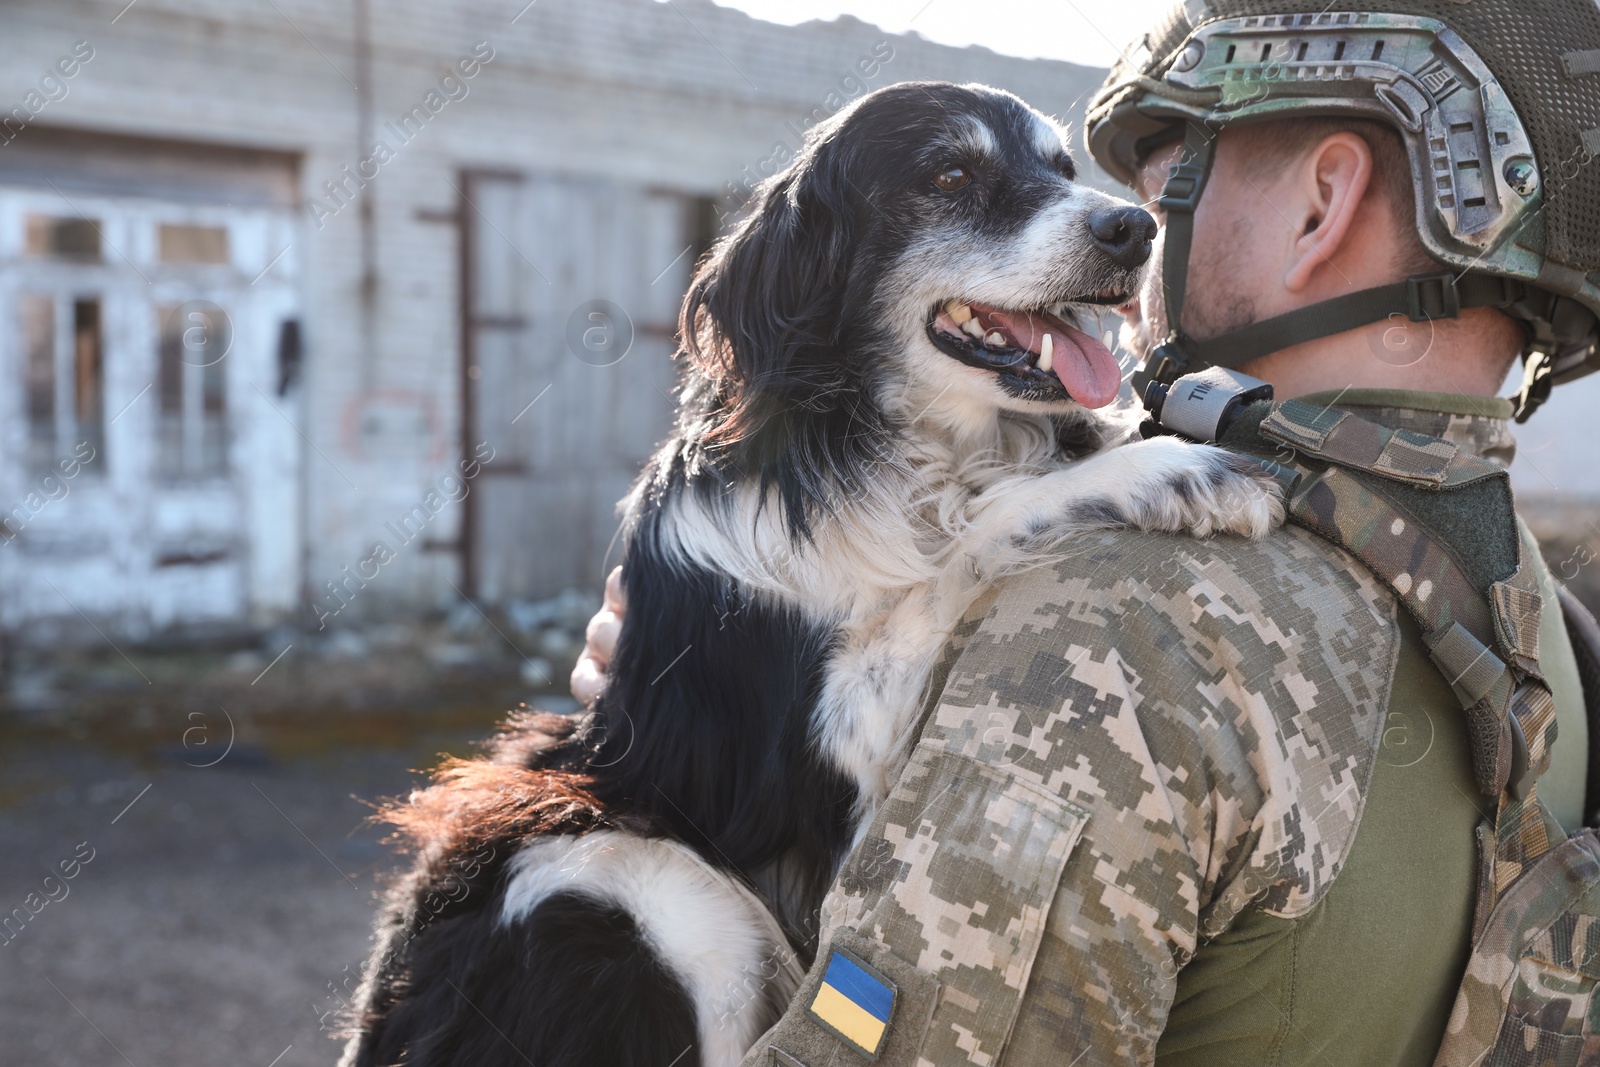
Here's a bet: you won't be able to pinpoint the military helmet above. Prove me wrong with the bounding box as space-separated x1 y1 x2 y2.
1086 0 1600 419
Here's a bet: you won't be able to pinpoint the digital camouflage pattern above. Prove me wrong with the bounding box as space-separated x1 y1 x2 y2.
747 515 1401 1066
741 398 1600 1067
1240 400 1600 1065
1253 399 1558 804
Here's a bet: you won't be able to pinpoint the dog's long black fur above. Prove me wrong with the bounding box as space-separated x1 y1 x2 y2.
590 511 854 922
340 81 1187 1067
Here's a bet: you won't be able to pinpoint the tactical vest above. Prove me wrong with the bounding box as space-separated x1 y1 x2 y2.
1173 370 1600 1066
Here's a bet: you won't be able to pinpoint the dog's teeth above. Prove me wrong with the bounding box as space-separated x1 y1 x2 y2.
962 318 985 339
946 301 973 325
1038 333 1054 373
985 331 1006 348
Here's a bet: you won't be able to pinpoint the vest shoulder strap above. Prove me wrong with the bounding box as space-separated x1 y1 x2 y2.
1259 398 1502 489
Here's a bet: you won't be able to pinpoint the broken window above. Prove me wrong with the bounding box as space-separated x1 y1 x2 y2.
25 214 101 261
73 301 102 460
158 302 229 479
21 294 103 471
21 295 54 471
158 223 229 265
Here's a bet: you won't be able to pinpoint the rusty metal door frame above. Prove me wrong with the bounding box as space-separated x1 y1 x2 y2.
454 167 524 600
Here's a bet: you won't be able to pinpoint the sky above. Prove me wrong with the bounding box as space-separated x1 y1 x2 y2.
704 0 1178 69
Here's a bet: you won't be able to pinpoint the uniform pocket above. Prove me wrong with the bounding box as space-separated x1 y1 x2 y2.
1484 928 1599 1067
762 927 942 1066
1435 831 1600 1067
755 741 1089 1066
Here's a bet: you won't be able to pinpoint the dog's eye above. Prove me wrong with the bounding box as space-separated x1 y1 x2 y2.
932 166 970 192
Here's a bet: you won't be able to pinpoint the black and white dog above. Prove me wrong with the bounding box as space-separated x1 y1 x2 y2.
341 81 1280 1067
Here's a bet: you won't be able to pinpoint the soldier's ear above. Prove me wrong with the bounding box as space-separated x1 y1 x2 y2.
1283 131 1374 294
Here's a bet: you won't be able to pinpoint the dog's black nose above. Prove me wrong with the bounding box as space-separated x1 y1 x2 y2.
1087 206 1158 269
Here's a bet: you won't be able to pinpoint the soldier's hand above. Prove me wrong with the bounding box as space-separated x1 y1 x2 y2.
570 565 624 706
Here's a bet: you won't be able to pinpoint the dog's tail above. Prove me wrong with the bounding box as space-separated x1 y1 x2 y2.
377 710 613 869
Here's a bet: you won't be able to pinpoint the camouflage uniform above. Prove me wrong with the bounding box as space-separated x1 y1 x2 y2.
741 390 1591 1067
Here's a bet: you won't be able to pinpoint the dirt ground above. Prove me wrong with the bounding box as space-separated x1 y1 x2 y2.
0 616 580 1067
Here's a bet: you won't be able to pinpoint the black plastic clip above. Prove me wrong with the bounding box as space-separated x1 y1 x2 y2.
1159 161 1207 213
1406 273 1462 322
1506 706 1532 800
1134 339 1193 398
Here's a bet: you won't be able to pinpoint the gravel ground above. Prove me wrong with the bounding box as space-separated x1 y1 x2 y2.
0 620 580 1067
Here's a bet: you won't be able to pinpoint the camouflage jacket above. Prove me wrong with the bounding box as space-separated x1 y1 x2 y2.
741 390 1592 1067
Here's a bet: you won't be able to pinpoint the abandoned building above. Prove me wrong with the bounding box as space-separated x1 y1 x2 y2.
0 0 1592 644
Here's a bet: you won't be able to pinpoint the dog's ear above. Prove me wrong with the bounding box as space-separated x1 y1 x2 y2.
680 140 858 410
677 137 884 540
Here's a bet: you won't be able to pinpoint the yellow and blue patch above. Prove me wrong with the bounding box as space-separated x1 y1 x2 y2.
806 947 897 1059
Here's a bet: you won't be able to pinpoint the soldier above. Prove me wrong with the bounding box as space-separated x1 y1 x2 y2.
576 1 1600 1063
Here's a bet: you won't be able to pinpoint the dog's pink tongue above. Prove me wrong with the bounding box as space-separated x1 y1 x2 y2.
985 309 1122 409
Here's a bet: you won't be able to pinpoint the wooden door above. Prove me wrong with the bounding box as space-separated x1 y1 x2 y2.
463 171 702 602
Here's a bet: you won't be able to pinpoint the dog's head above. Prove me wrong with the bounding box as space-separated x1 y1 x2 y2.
683 82 1155 440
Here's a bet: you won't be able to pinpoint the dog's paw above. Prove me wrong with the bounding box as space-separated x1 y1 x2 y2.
1171 450 1287 539
1078 438 1287 540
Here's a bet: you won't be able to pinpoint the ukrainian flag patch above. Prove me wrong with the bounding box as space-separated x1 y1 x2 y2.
806 946 897 1059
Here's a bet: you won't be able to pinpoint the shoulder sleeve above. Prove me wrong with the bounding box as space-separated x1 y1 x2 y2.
744 526 1401 1067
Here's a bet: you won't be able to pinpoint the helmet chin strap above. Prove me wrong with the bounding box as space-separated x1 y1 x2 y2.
1132 121 1529 406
